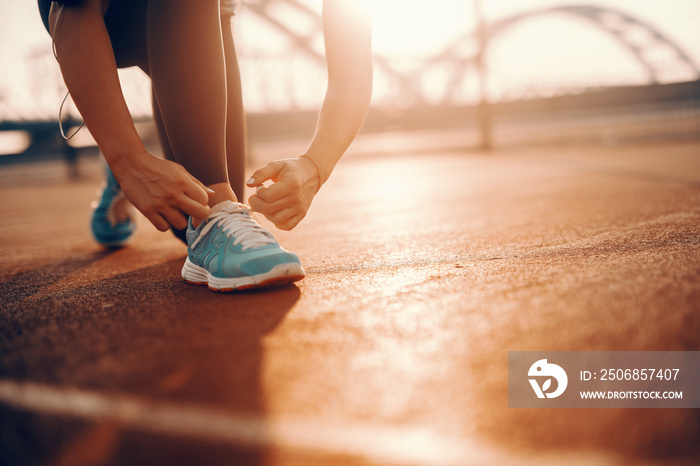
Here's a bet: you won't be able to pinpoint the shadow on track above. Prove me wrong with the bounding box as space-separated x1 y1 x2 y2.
0 257 301 465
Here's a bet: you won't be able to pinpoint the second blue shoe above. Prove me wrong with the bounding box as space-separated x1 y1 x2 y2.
91 166 136 248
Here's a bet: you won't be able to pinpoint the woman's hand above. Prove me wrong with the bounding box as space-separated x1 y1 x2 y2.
49 3 212 231
112 151 212 231
246 156 321 231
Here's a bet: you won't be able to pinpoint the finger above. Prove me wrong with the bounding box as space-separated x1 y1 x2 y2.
248 193 294 216
247 161 286 187
278 213 305 231
255 178 294 203
184 175 213 206
177 194 211 220
146 212 171 232
162 207 189 231
248 194 267 214
267 207 297 227
186 170 214 193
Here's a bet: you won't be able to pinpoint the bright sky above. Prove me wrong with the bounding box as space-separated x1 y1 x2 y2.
0 0 698 119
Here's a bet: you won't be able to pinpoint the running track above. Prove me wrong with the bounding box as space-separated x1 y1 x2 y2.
1 141 699 465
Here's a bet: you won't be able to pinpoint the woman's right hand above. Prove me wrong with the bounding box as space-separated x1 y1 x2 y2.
112 151 212 231
48 3 210 231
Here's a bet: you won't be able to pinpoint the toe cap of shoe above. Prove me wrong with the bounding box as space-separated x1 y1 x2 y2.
234 250 301 277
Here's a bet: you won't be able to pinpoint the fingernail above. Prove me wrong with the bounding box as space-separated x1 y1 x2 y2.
256 185 263 193
246 177 255 186
205 187 215 194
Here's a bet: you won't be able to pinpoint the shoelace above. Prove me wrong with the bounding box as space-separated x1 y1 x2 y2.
191 203 276 251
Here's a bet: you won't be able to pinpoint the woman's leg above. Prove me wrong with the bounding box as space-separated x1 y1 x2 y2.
152 12 247 202
105 0 244 199
221 12 247 202
152 88 172 158
151 88 190 243
146 0 234 204
153 10 246 243
115 0 302 290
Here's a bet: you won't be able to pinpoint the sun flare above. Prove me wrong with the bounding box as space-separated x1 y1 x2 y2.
363 0 470 57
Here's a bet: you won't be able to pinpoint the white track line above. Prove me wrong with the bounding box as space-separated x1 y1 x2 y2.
0 379 612 466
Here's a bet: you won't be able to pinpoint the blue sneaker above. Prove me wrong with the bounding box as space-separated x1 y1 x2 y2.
181 200 305 291
91 166 136 248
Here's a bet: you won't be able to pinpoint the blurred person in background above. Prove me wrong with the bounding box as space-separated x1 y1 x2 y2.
38 0 372 291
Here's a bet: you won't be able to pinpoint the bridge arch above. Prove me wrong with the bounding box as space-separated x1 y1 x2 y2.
482 5 699 84
431 4 700 105
243 2 699 107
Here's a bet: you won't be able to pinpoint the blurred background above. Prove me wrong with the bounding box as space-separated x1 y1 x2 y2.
0 0 698 171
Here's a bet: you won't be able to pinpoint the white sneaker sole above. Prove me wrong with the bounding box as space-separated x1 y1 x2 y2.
181 257 305 292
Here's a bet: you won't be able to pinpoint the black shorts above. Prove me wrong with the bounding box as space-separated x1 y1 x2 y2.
37 0 54 33
38 1 88 33
38 0 148 70
38 0 238 34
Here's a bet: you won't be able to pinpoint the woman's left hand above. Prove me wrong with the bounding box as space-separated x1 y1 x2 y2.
247 156 321 230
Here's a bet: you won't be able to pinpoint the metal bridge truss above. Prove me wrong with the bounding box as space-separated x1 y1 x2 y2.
2 1 699 138
240 1 700 109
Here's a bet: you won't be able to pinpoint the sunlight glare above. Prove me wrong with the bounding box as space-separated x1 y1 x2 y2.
365 0 470 58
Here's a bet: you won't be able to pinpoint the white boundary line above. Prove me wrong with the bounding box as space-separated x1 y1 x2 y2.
0 379 612 466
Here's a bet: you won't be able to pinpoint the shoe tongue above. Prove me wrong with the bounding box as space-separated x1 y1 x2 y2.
210 200 246 216
208 200 273 250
